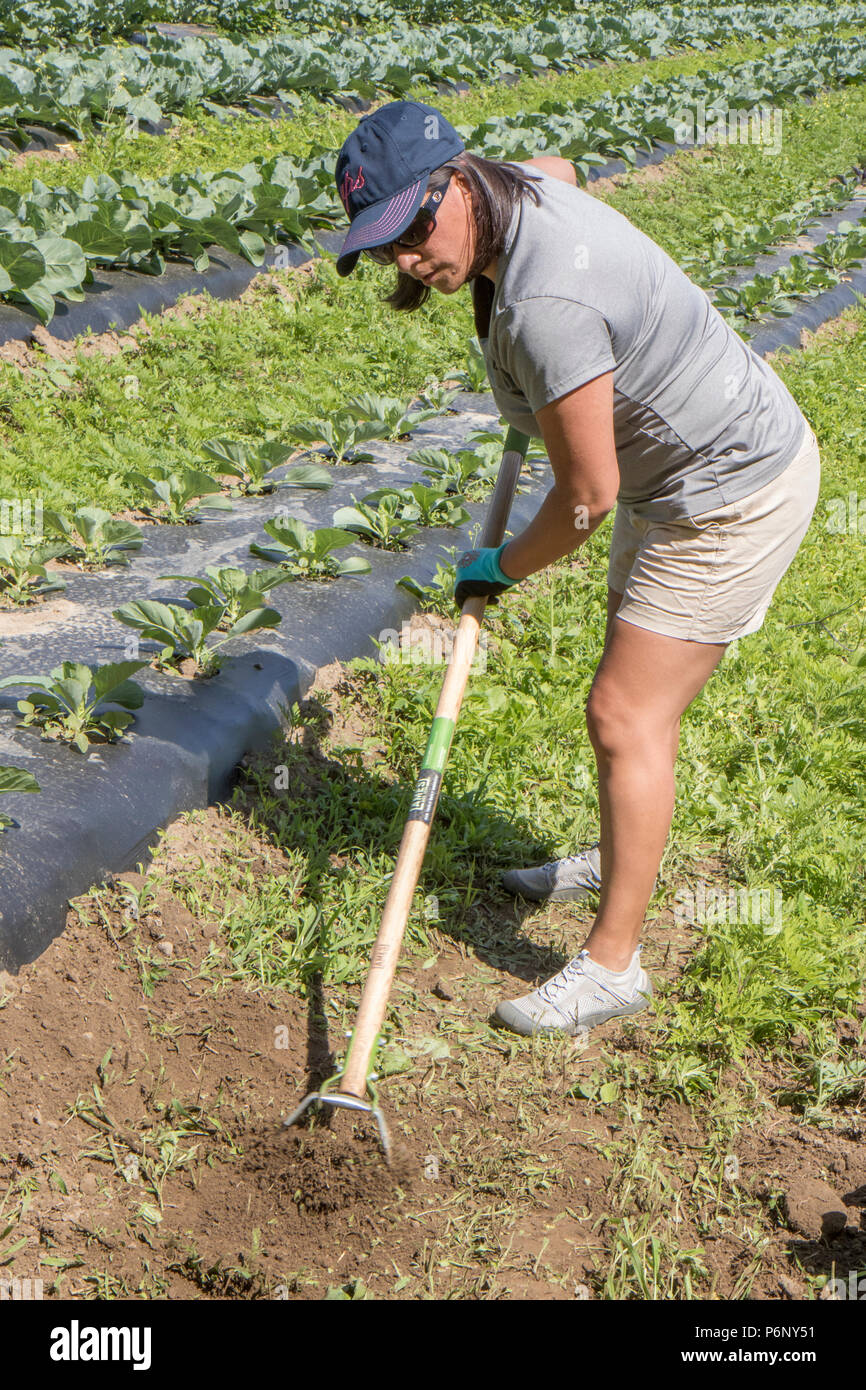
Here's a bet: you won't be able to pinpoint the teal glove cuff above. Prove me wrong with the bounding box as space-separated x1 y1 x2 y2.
453 543 520 609
490 542 517 586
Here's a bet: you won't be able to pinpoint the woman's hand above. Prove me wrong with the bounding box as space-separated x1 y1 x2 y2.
453 542 520 609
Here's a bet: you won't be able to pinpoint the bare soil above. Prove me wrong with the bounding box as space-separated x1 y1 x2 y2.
0 663 863 1300
6 140 79 171
798 306 865 352
588 145 717 197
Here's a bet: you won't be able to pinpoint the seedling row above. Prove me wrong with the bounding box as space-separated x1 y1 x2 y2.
0 1 863 146
0 378 540 822
7 0 863 46
3 30 866 324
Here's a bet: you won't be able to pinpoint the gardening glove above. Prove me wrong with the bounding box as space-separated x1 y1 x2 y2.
454 543 519 609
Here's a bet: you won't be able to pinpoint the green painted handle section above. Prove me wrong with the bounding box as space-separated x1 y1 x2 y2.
503 426 531 457
421 715 455 774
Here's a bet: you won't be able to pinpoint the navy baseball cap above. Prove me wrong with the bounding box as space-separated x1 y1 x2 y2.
334 100 465 277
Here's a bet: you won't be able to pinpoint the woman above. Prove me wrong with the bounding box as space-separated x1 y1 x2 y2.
334 100 821 1037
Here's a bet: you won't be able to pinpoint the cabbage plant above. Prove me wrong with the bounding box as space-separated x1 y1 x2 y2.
0 660 149 753
250 517 371 578
0 765 41 829
42 507 143 567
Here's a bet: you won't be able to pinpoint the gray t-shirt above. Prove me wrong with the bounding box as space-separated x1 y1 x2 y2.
480 167 807 520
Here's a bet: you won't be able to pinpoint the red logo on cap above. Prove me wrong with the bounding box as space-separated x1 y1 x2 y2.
339 165 366 212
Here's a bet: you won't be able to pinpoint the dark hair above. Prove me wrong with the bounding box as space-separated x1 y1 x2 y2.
380 151 544 334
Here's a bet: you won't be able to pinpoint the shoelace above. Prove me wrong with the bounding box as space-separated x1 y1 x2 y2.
542 844 601 881
537 951 593 1005
537 949 640 1007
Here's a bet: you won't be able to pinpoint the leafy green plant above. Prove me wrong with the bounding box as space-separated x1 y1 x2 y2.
777 1045 866 1120
333 493 420 550
809 221 866 271
42 506 143 567
111 600 281 677
0 537 67 605
418 381 460 413
197 438 333 498
249 517 371 579
396 552 458 616
0 765 41 829
344 391 442 440
445 334 489 392
714 218 866 327
289 414 384 465
1 35 866 323
126 465 234 524
391 481 469 528
1 5 861 153
408 444 500 499
680 173 865 288
0 660 148 752
158 565 292 631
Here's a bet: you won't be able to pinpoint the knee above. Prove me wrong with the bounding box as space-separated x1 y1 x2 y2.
585 682 636 759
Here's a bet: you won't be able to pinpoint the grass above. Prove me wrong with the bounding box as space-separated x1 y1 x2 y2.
0 256 475 508
0 22 864 1298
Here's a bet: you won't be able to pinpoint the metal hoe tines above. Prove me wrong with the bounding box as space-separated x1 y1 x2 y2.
283 1088 392 1164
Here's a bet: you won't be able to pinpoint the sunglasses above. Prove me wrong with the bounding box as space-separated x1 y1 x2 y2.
364 173 453 266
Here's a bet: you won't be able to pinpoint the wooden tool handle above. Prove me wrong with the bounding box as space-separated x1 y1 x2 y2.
340 427 530 1099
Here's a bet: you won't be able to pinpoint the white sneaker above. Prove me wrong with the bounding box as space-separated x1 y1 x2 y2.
501 843 602 902
494 947 652 1036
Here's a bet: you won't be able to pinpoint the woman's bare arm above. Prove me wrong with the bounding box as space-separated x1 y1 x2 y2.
499 371 619 579
522 155 578 186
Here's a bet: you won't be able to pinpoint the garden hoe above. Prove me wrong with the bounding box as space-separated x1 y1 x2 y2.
284 424 531 1163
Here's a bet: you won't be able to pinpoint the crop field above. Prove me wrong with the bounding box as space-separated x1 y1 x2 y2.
0 0 864 1328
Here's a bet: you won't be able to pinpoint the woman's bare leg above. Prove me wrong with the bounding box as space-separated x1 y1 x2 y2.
584 596 727 971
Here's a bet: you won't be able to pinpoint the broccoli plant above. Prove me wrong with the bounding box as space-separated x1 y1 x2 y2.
0 765 41 829
333 492 420 550
396 553 458 617
289 414 383 465
418 381 460 413
42 507 143 568
344 392 442 441
249 517 371 579
409 445 500 499
808 222 866 273
198 438 333 498
112 599 281 677
396 481 469 528
159 565 292 631
126 465 234 524
0 660 149 753
0 537 67 606
445 335 489 392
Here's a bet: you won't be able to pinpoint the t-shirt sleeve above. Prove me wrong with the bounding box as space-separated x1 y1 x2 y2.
496 296 616 416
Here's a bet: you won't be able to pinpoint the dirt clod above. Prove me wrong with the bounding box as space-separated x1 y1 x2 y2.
783 1176 850 1239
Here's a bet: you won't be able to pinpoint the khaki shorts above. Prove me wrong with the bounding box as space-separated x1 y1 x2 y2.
607 421 821 644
